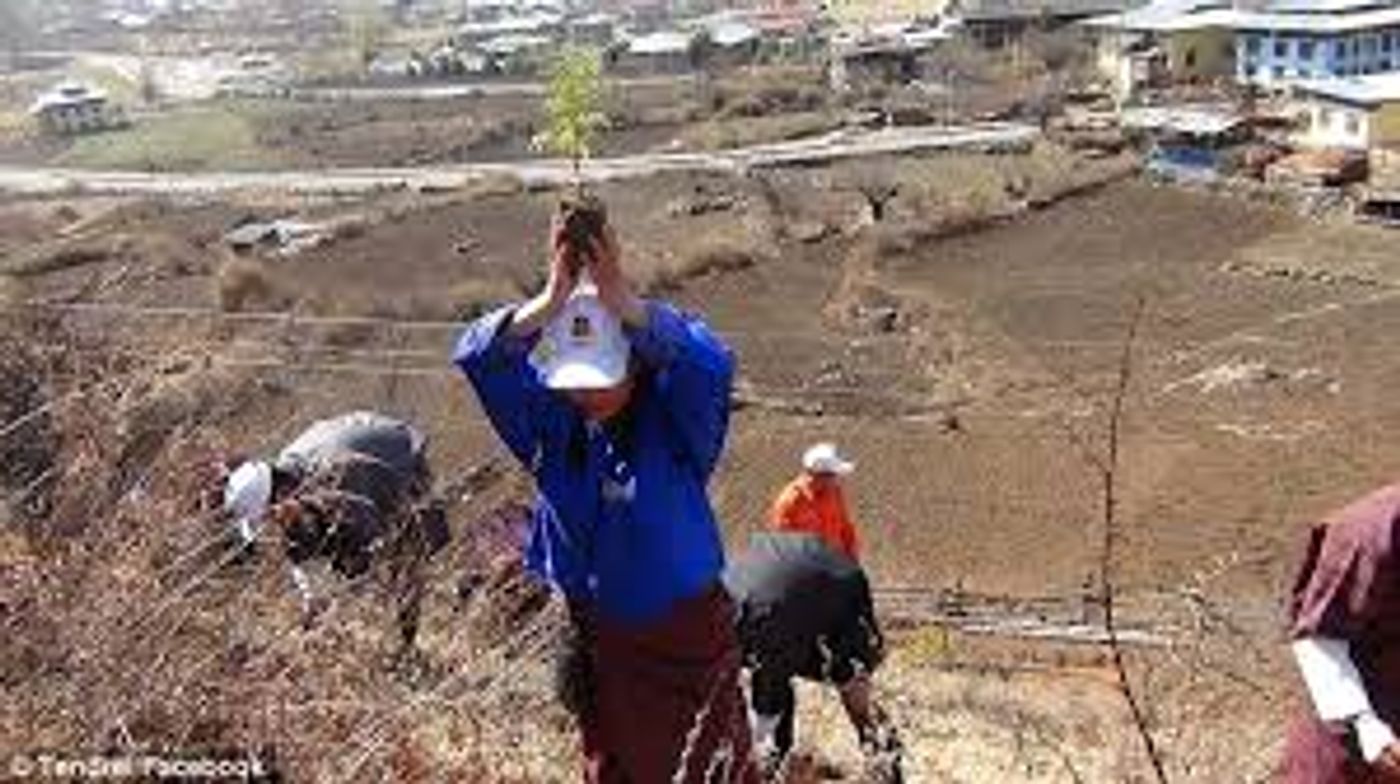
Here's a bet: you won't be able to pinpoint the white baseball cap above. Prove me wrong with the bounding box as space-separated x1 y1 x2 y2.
529 283 632 391
224 459 273 536
802 443 854 475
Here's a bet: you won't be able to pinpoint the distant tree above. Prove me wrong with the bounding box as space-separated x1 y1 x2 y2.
688 30 715 72
138 57 161 106
1021 27 1091 78
344 0 391 70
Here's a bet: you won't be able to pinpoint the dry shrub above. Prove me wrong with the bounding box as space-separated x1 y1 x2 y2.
0 273 31 309
446 277 519 321
649 238 760 295
459 172 526 201
627 102 706 127
867 204 1009 264
679 112 840 152
0 321 60 520
0 335 584 779
142 233 206 277
315 276 519 324
1 235 127 278
712 68 828 119
331 216 371 242
462 557 553 653
52 204 81 225
215 257 282 312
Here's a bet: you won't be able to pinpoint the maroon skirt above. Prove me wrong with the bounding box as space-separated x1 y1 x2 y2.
573 585 760 784
1279 713 1381 784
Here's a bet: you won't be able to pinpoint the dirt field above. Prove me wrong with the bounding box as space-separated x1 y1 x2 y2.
6 140 1400 780
0 69 846 170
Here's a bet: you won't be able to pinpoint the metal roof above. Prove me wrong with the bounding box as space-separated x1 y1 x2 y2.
1119 103 1245 135
28 82 109 115
626 30 693 55
1294 72 1400 106
1218 3 1400 33
1082 0 1232 32
958 0 1143 22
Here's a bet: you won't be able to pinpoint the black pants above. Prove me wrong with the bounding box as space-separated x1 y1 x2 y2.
750 664 798 756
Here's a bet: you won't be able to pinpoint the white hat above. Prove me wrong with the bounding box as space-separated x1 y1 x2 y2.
529 283 632 391
802 442 854 475
224 460 273 541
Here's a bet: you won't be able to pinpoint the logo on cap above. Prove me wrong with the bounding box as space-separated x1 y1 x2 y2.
570 314 595 342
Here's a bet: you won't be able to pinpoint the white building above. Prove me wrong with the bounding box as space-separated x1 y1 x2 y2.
1293 72 1400 149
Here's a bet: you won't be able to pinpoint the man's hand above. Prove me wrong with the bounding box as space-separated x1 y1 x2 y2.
587 226 646 328
270 499 304 528
1374 742 1400 781
508 216 580 337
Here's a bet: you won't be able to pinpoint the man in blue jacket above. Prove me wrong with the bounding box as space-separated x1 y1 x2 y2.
454 216 757 783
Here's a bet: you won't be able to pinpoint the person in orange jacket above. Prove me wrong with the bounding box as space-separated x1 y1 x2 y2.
769 443 860 562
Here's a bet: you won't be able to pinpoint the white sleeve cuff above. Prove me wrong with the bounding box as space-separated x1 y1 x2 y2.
1355 712 1396 763
1291 637 1375 722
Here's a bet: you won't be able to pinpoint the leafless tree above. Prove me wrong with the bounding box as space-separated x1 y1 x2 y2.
1096 295 1170 784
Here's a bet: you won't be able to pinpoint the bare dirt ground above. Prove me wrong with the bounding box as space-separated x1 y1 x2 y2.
6 140 1400 780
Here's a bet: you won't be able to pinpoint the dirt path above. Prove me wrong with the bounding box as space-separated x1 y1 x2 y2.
0 122 1040 196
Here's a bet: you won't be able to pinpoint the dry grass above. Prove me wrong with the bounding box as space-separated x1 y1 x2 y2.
0 273 32 308
0 109 32 139
0 319 579 780
1 235 126 278
444 277 521 321
1224 221 1400 287
215 257 283 313
676 112 843 153
296 275 519 325
709 67 829 118
647 234 763 295
57 107 278 172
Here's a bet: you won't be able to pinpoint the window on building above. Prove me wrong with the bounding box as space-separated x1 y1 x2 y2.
1185 47 1197 68
1273 65 1285 79
1244 63 1257 78
1246 35 1261 55
1319 108 1334 132
1275 38 1289 58
1346 113 1361 137
1382 33 1395 53
1300 39 1315 60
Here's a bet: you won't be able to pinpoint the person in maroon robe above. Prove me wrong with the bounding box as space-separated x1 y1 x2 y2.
1282 483 1400 783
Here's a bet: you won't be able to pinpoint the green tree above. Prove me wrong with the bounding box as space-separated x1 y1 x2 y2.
542 47 607 180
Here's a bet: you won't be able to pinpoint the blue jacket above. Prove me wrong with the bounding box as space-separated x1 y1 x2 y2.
454 301 734 625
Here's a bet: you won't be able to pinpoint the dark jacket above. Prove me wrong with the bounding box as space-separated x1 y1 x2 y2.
277 411 427 486
723 532 883 684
